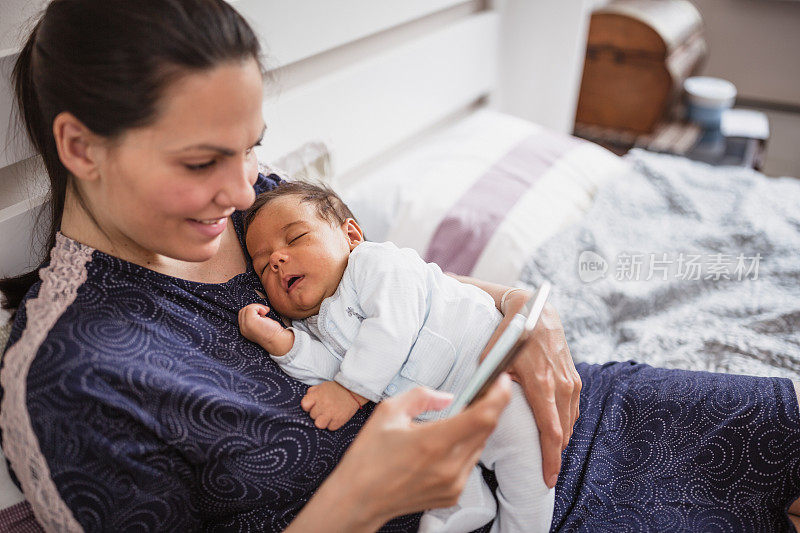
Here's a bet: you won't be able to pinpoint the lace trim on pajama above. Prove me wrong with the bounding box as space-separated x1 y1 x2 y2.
0 233 92 532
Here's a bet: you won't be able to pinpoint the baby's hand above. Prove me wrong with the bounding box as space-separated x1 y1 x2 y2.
238 304 293 355
301 381 367 431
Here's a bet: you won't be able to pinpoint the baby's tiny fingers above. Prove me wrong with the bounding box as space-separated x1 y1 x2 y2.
315 415 331 429
301 395 315 412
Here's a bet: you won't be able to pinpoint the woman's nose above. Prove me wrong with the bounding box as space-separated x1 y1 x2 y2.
215 158 256 210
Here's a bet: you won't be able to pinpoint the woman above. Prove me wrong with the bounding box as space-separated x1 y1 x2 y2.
0 1 578 531
1 1 797 531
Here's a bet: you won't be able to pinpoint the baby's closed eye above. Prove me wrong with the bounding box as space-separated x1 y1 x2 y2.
289 232 308 244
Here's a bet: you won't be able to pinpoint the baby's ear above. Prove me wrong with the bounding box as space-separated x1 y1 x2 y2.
343 218 364 250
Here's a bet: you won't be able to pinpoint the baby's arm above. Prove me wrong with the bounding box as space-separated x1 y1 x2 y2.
238 303 294 355
240 304 366 430
334 245 431 403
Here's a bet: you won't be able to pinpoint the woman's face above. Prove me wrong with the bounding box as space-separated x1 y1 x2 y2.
85 59 265 263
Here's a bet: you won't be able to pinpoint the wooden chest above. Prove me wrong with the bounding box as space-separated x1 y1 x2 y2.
575 0 707 134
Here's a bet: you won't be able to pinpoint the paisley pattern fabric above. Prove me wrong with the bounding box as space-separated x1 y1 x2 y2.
1 174 420 531
1 173 798 532
552 361 800 532
0 234 92 531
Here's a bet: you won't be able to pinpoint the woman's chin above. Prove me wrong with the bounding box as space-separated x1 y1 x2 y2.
167 237 222 263
190 245 221 263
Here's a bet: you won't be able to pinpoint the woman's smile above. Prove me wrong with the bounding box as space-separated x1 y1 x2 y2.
187 216 228 238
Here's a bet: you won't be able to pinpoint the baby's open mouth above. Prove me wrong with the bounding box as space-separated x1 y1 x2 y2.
284 275 304 292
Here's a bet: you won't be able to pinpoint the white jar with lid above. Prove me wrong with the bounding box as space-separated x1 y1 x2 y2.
684 76 737 129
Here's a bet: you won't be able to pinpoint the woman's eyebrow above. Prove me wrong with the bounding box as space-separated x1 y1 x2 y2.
177 144 235 156
172 125 267 154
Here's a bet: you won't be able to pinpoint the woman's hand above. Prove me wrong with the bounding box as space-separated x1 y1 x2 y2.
447 274 582 489
491 289 581 488
287 377 513 532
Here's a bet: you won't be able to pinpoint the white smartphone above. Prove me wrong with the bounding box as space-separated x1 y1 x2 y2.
447 282 551 416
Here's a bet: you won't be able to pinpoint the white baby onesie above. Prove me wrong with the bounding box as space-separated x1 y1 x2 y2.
270 241 554 533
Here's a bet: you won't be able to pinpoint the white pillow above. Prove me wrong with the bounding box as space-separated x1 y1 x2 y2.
341 110 629 286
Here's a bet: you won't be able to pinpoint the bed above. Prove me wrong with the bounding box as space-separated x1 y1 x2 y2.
337 114 800 380
1 0 798 527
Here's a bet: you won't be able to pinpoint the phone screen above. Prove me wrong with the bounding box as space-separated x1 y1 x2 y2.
447 282 550 415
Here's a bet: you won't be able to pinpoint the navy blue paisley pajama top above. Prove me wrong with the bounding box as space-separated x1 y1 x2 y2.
1 173 799 532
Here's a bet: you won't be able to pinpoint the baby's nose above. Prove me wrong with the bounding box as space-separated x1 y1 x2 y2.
269 253 287 271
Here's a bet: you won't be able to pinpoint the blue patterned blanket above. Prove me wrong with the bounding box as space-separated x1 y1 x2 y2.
519 149 800 379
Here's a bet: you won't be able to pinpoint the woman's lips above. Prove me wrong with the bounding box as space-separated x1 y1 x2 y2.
187 217 227 238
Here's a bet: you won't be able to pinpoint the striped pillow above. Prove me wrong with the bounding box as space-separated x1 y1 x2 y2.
341 110 629 286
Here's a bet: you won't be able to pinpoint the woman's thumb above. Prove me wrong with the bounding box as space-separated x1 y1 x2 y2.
391 387 454 420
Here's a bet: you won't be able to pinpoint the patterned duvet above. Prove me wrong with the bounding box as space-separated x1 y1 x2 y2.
519 149 800 380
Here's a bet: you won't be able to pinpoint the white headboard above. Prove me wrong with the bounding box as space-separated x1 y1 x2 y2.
0 1 496 285
2 0 600 329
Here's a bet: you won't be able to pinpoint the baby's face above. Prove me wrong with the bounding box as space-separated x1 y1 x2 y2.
246 195 362 320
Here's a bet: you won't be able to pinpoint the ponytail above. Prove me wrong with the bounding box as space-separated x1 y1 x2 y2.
1 18 67 317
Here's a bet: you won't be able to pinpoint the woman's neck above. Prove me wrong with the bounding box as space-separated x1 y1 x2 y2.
60 185 247 283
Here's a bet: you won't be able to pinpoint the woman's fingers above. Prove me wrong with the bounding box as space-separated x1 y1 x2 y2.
381 386 454 424
517 361 563 488
540 304 581 448
506 300 581 488
429 373 512 448
569 367 582 439
320 376 511 524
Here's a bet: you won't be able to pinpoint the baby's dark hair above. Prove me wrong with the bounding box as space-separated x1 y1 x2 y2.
244 181 358 233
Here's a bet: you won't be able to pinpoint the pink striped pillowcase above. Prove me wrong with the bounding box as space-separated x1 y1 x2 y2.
342 110 629 286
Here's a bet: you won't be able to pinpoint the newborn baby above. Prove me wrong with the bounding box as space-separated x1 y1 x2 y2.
239 181 553 533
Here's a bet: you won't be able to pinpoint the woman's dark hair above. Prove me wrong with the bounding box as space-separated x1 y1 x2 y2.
244 181 359 235
1 0 265 316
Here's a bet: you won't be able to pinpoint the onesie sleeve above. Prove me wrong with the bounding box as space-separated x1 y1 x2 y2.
271 323 342 385
333 245 429 402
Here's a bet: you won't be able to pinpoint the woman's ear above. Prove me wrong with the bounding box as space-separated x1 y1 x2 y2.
52 111 106 183
343 218 365 250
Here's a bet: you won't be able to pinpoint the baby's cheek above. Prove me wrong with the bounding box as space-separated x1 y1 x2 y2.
265 282 290 316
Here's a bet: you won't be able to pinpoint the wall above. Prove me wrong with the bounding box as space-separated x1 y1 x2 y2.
490 0 596 133
690 0 800 107
0 0 48 54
